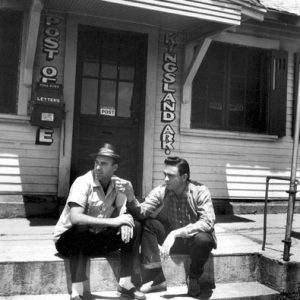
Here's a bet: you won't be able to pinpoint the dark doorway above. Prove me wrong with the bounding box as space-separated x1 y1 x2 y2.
71 25 147 196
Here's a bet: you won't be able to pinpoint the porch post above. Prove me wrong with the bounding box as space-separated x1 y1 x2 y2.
283 61 300 261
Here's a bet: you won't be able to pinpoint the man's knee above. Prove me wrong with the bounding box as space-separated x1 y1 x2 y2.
143 218 163 231
192 232 214 251
133 220 142 238
72 225 89 233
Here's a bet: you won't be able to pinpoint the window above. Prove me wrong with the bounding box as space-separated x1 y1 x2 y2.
191 41 287 136
0 10 22 114
79 29 137 119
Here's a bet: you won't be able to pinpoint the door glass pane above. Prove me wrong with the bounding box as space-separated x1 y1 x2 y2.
81 78 98 115
102 34 118 63
120 66 135 80
118 82 133 117
100 80 116 114
83 62 99 77
101 63 117 79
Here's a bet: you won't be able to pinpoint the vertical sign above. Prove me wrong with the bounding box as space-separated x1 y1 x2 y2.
33 13 65 145
160 33 177 155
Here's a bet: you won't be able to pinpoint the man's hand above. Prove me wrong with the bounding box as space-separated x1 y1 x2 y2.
161 231 177 260
121 225 133 243
112 177 135 202
112 214 135 227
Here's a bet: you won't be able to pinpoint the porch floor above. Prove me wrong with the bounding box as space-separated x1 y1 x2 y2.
1 213 299 263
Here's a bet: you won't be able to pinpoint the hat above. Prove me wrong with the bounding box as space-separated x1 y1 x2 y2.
90 143 120 162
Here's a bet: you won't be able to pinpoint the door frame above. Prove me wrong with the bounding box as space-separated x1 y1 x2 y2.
58 14 159 198
71 25 147 196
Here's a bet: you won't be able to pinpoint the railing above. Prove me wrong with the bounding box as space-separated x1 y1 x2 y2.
262 176 298 251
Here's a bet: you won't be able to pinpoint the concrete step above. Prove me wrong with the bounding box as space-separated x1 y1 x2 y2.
213 200 300 215
0 282 280 300
0 195 58 218
1 215 300 297
0 252 261 295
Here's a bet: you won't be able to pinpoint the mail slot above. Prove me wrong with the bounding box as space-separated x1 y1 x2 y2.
30 82 64 128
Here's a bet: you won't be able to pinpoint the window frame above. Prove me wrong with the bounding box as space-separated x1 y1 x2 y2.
180 32 282 141
191 41 269 134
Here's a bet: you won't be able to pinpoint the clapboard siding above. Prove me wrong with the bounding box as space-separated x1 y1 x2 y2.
152 25 300 200
0 122 59 194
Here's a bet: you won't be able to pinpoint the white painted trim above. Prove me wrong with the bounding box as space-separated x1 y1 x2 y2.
57 14 159 197
57 15 77 197
142 30 159 197
180 127 278 141
214 32 280 49
18 0 43 116
181 38 211 128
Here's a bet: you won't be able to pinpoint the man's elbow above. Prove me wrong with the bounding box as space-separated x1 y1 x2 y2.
70 213 81 225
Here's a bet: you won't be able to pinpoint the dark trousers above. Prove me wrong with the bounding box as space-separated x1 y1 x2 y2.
55 221 141 283
141 219 214 278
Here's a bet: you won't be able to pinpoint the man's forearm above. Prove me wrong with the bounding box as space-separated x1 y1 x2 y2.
70 213 117 227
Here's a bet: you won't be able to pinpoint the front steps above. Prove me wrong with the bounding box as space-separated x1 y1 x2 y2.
1 214 300 299
0 252 261 295
0 282 280 300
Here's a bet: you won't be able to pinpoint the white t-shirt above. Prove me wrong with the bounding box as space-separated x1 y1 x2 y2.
53 171 126 242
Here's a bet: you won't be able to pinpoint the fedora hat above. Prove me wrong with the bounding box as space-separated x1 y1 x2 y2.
90 143 120 162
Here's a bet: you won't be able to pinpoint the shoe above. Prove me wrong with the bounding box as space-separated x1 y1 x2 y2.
70 295 84 300
187 277 201 298
116 284 146 300
140 280 167 293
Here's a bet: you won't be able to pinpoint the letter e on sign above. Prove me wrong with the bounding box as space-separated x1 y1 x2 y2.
36 128 54 145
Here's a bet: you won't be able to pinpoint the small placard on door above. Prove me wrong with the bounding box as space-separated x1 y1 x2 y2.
100 107 115 116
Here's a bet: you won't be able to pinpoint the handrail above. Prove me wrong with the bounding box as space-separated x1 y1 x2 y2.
262 176 298 251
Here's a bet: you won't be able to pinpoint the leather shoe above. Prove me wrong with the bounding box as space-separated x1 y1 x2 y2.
116 284 146 300
70 295 84 300
140 280 167 293
187 277 201 297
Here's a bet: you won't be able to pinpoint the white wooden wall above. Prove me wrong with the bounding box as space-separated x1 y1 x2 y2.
0 120 60 194
152 24 300 201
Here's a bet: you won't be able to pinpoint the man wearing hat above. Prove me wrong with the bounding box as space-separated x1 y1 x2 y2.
53 143 145 300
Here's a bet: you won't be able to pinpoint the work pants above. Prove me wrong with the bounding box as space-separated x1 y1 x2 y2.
141 218 214 278
55 221 141 283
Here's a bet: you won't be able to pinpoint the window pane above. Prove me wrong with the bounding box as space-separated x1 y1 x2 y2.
101 63 117 79
81 31 100 60
191 41 226 129
102 34 118 64
100 80 116 110
118 82 133 117
81 78 98 114
245 103 260 128
0 68 18 113
229 106 244 127
120 66 135 80
207 101 223 127
83 62 99 77
0 10 22 114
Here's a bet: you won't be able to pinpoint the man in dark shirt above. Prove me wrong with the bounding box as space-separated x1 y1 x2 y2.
116 156 216 297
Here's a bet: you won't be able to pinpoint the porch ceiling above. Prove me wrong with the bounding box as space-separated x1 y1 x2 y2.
43 0 244 31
